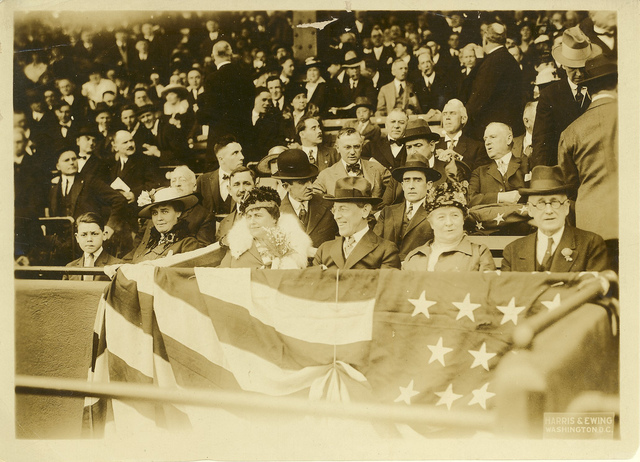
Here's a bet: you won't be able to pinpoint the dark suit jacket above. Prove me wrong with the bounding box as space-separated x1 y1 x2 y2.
373 202 433 261
196 169 233 215
313 229 401 269
244 110 286 163
362 137 407 171
531 78 588 168
108 153 162 198
307 81 330 115
49 176 128 231
501 226 609 272
465 46 525 139
335 77 378 117
280 194 338 249
468 155 529 207
216 208 240 244
314 145 340 172
63 250 122 281
77 154 111 184
413 72 455 112
435 133 491 171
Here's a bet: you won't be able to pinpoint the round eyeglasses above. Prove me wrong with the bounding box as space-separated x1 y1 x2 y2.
528 199 568 210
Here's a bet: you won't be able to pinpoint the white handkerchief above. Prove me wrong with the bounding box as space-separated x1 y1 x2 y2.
524 172 532 182
110 177 131 192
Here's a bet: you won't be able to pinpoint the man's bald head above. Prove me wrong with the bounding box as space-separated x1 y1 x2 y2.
484 23 507 47
212 41 233 62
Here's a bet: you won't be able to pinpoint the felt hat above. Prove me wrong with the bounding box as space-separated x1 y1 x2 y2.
304 56 323 70
271 149 319 180
518 165 571 196
398 118 440 144
391 153 442 183
578 53 618 84
76 124 100 138
135 103 157 118
353 96 375 111
138 187 198 218
342 50 363 68
551 26 602 68
324 177 382 205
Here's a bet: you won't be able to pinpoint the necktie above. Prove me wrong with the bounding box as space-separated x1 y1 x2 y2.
344 236 356 258
83 253 95 281
541 237 554 271
298 205 309 227
498 160 507 176
447 139 456 150
389 138 399 146
406 203 415 221
222 174 230 181
350 80 356 89
575 87 584 106
398 83 404 98
308 150 316 165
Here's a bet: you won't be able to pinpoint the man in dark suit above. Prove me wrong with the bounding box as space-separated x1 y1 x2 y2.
558 54 618 271
501 166 608 272
273 149 338 251
56 78 87 121
296 117 340 173
436 99 490 172
468 122 529 207
313 177 400 269
100 28 135 74
413 51 456 113
366 26 394 85
531 26 602 168
40 100 80 170
465 23 525 140
75 125 110 184
64 212 123 281
374 154 442 260
332 53 377 118
196 135 245 216
244 87 286 163
198 41 255 167
361 108 408 170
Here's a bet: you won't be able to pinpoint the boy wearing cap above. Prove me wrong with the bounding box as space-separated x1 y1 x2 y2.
313 177 400 270
501 166 608 272
343 97 381 145
374 155 441 261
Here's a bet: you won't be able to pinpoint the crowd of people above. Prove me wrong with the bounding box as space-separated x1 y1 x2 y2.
13 9 618 274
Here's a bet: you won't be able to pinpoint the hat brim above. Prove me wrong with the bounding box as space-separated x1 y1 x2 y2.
161 87 190 100
551 43 602 68
138 194 198 218
354 103 375 111
518 185 571 196
578 68 618 84
342 60 363 68
323 195 382 205
272 164 319 180
255 153 281 175
391 166 442 183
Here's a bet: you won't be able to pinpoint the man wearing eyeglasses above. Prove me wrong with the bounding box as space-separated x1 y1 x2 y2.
501 166 608 272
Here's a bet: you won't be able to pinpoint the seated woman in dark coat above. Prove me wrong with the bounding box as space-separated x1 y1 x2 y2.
124 187 204 263
403 181 495 272
219 186 311 269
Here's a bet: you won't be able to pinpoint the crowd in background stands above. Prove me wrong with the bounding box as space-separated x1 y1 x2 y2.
13 10 618 271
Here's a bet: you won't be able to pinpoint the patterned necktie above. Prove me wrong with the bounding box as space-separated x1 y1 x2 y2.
307 149 316 165
83 253 95 281
298 205 309 227
344 236 356 258
398 83 405 98
541 237 554 271
406 203 415 221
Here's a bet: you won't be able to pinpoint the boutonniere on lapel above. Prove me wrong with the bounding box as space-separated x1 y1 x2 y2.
561 248 573 262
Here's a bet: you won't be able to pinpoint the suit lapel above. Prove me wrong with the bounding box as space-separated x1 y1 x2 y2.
517 234 537 271
550 227 578 272
247 242 265 266
69 179 84 215
504 157 521 182
391 202 405 239
487 162 504 185
306 196 325 234
330 237 346 268
404 205 427 237
344 230 375 269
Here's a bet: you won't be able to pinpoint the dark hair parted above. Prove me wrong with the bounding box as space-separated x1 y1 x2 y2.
213 134 238 156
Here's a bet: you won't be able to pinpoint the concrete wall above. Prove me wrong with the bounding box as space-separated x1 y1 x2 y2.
15 280 108 439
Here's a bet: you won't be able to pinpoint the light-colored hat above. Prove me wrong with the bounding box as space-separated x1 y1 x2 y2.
160 83 189 100
534 66 560 86
551 26 602 68
138 187 198 218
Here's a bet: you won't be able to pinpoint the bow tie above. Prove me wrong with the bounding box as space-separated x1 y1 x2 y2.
389 139 401 146
346 163 362 174
78 155 88 160
222 174 230 181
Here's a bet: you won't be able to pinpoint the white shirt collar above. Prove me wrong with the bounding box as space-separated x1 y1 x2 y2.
346 223 369 246
84 246 103 262
536 226 565 264
486 45 504 55
523 131 533 148
251 109 261 125
406 197 426 210
424 72 436 85
567 78 580 92
217 60 231 69
445 130 462 143
287 194 308 215
495 152 513 167
341 159 362 174
394 79 405 93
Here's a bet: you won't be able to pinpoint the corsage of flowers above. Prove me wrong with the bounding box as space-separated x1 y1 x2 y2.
137 189 155 207
561 248 573 262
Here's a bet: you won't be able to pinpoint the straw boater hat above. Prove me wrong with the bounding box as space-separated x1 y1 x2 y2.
271 149 319 180
323 177 382 205
391 153 442 183
578 54 617 84
398 118 440 144
304 56 323 70
518 166 571 197
138 187 198 218
425 181 468 216
160 83 190 100
551 26 602 68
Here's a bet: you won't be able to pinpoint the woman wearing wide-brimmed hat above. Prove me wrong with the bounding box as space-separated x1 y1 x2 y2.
159 82 196 165
403 181 495 272
124 187 203 263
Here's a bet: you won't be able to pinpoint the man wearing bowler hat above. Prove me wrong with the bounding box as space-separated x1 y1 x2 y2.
531 26 602 168
558 53 618 272
75 125 110 184
313 177 400 270
374 154 442 260
501 165 608 272
274 149 338 252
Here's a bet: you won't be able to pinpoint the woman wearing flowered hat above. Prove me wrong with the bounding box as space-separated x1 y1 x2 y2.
218 186 312 269
403 181 495 271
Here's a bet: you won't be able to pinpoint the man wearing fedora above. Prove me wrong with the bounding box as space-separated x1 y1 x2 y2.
374 154 442 260
531 26 602 168
381 118 446 207
332 51 377 118
558 54 618 272
313 177 400 270
75 125 110 184
313 127 389 201
343 97 381 145
376 59 421 116
501 166 608 272
273 149 338 252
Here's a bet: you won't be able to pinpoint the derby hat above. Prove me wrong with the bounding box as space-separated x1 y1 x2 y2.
138 187 198 218
135 103 157 118
324 177 382 205
518 165 570 196
76 124 100 138
578 53 618 84
271 149 319 180
93 102 112 116
342 50 363 68
160 83 190 100
398 118 440 144
353 96 375 111
256 145 288 176
285 82 307 103
391 153 442 183
551 26 602 68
